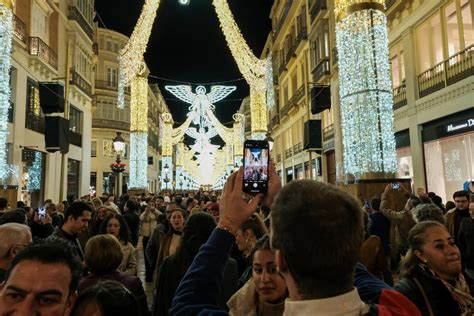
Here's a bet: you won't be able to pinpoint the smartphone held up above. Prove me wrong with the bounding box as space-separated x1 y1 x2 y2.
242 140 269 194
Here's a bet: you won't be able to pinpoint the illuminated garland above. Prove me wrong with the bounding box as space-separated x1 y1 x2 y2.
335 2 397 176
212 0 272 137
28 152 42 191
0 3 12 180
129 77 149 189
118 0 160 108
129 133 148 189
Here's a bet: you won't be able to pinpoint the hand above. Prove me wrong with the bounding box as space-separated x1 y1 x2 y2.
262 160 282 208
219 168 262 236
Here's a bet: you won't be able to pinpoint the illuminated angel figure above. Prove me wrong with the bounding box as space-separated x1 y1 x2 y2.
165 85 236 126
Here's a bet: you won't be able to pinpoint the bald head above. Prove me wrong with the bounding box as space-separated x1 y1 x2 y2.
0 223 32 260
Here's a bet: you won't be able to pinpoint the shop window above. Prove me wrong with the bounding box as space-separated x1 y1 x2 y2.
67 159 80 202
21 149 45 208
396 147 413 179
424 133 474 202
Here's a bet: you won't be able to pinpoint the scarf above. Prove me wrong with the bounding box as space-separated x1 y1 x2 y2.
420 263 474 315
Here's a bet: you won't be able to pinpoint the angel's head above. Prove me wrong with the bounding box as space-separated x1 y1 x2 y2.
196 86 206 95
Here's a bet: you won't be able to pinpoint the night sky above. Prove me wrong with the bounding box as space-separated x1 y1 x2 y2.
95 0 273 126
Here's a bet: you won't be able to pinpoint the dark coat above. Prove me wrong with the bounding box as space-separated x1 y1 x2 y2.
458 217 474 270
395 266 474 316
78 272 150 316
154 254 237 316
124 211 140 247
46 227 84 261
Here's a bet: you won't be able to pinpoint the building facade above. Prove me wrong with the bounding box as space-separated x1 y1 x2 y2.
268 0 473 202
92 28 167 197
7 0 95 207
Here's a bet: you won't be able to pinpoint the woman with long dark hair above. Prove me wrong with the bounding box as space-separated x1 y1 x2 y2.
153 212 237 316
100 213 137 276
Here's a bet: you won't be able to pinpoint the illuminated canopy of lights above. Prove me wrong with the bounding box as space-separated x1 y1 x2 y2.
129 77 149 189
0 1 13 180
335 0 397 176
212 0 272 138
118 0 160 108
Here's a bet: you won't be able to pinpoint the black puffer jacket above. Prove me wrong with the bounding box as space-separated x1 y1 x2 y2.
395 265 474 316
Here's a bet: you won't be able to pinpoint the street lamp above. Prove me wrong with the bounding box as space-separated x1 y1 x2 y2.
163 163 170 190
111 132 126 199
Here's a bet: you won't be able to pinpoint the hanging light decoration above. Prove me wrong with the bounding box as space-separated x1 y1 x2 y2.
118 0 160 108
129 77 149 189
0 1 13 180
335 0 397 177
212 0 272 138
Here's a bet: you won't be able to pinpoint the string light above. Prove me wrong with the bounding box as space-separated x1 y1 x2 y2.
28 152 42 191
212 0 271 137
129 77 149 189
335 2 397 176
0 3 13 180
129 133 148 189
118 0 160 108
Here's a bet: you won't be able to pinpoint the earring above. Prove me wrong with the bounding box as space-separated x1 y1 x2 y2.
424 260 428 264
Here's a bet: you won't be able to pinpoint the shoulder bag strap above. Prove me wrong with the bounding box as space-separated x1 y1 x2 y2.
413 277 435 316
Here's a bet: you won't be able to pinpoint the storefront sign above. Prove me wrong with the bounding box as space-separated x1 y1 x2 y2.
447 119 474 133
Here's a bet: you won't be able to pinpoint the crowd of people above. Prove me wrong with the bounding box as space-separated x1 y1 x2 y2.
0 166 473 315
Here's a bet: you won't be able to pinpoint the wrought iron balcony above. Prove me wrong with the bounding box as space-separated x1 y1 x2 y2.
29 37 58 70
323 124 334 141
312 58 330 82
273 0 293 40
392 82 407 110
70 70 92 97
385 0 396 10
285 39 297 64
285 148 293 159
13 14 27 44
309 0 327 23
68 6 94 40
296 27 308 48
92 118 130 131
95 80 131 95
417 44 473 98
271 114 280 127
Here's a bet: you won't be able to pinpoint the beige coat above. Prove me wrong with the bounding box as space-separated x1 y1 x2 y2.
118 242 137 276
140 209 161 237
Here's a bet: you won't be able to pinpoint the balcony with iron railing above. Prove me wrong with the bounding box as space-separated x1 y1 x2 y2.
312 58 330 82
417 44 473 98
95 80 131 95
271 114 280 128
13 14 27 44
385 0 396 10
25 113 45 134
285 148 293 159
309 0 327 23
293 142 303 154
323 124 334 141
92 118 130 131
274 0 294 40
68 5 94 40
69 131 82 147
29 37 58 70
277 153 282 163
296 27 308 49
392 82 407 110
70 70 92 97
285 39 297 64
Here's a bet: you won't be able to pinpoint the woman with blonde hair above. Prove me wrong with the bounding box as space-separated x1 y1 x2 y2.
395 221 474 315
78 234 148 315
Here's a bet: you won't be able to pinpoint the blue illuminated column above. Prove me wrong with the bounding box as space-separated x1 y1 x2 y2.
0 2 13 180
335 0 397 177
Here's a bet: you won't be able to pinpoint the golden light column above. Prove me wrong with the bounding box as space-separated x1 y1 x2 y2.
129 76 149 189
213 0 270 139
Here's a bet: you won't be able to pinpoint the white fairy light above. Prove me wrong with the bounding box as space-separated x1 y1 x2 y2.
0 3 13 180
28 152 42 191
118 0 160 108
335 3 397 175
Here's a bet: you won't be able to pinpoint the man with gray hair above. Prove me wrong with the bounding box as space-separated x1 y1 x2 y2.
0 223 32 282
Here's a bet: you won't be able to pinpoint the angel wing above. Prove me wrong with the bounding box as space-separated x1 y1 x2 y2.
207 85 237 103
165 85 195 104
185 127 200 139
205 127 219 139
